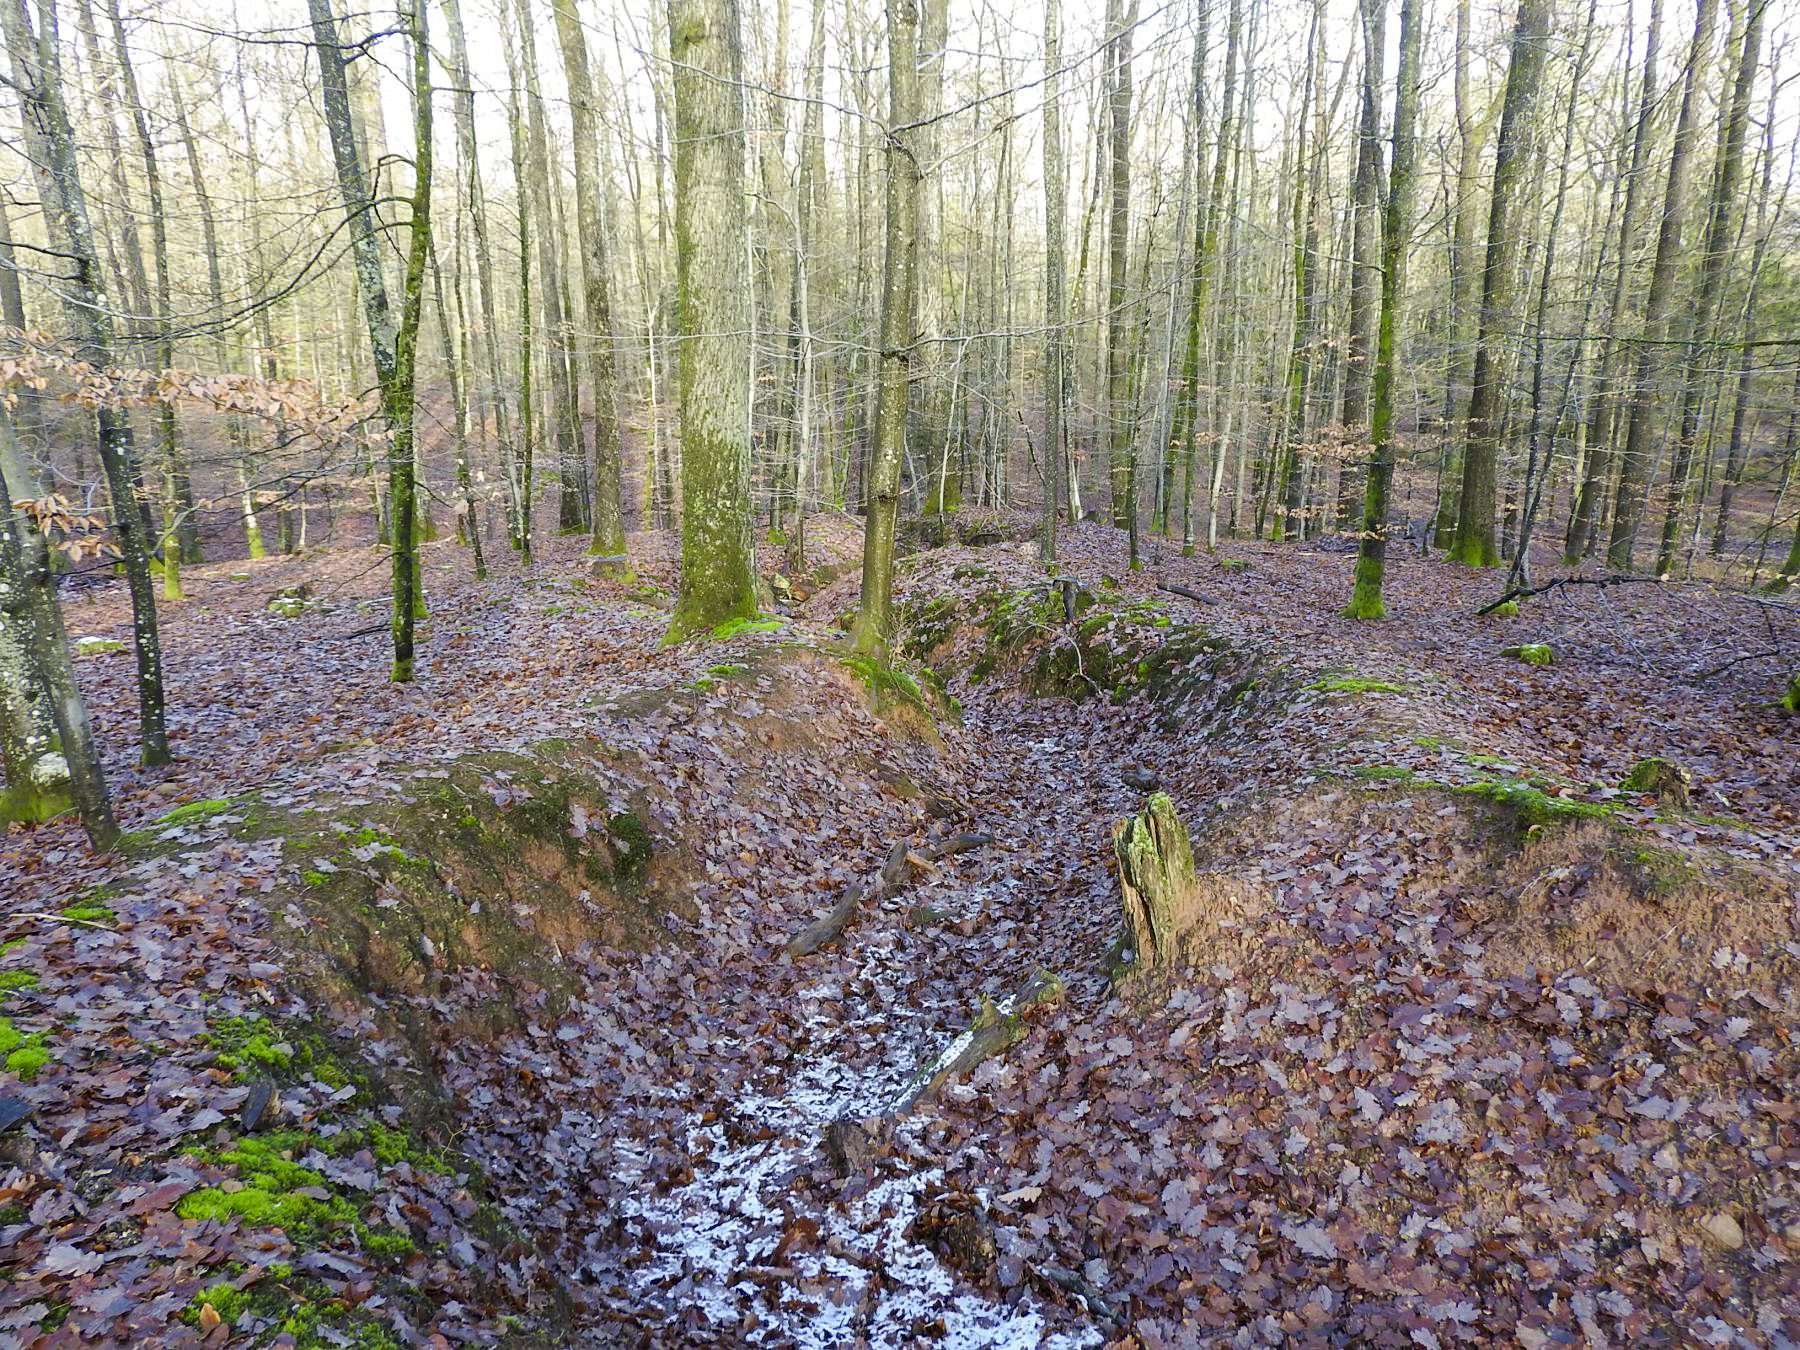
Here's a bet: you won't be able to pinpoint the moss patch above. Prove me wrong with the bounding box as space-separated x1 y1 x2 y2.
158 798 234 826
707 615 783 642
1457 776 1615 830
1502 642 1555 667
0 1017 48 1078
1307 675 1407 695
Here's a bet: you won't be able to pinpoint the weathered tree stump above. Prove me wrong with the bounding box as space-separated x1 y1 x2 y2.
1623 756 1692 810
1111 792 1197 978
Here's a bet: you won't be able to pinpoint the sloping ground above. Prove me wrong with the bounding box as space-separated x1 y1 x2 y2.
1 518 1796 1347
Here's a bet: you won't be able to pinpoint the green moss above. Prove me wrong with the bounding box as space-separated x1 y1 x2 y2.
1457 776 1614 829
707 615 783 641
302 870 331 887
0 1018 48 1078
1351 764 1418 783
0 970 41 995
608 812 653 883
1487 600 1521 618
58 901 116 925
158 798 233 826
1782 674 1799 713
1216 558 1251 573
178 1134 358 1241
1307 675 1407 695
1502 642 1556 666
1413 735 1446 751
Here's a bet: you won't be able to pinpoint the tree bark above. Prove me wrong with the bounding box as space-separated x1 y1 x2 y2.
1346 0 1420 619
307 0 431 681
1448 0 1552 568
2 0 169 765
665 0 759 640
851 0 921 656
1607 0 1716 568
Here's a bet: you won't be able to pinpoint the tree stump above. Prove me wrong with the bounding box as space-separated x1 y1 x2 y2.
1111 792 1197 978
1623 756 1692 810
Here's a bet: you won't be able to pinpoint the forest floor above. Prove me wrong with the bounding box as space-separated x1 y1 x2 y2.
1 514 1796 1348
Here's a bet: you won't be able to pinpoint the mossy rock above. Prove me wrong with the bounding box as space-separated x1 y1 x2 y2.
71 635 127 658
1502 642 1555 667
1622 756 1692 810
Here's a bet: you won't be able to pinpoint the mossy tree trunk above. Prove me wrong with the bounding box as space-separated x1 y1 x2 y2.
1448 0 1551 569
307 0 431 682
1347 0 1420 620
665 0 759 642
1112 792 1196 976
1040 0 1065 563
851 0 921 657
1654 0 1760 576
1565 0 1660 563
2 0 169 766
0 407 116 848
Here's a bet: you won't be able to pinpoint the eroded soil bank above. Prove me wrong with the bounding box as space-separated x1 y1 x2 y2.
1 519 1796 1347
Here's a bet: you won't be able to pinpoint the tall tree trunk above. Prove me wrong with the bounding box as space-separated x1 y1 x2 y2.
1607 0 1716 568
1565 0 1660 561
441 0 521 555
2 0 169 765
1040 0 1066 562
1339 0 1384 523
307 0 432 681
1104 0 1139 561
1654 0 1761 574
106 0 198 590
1433 0 1488 547
1345 0 1419 619
513 0 589 534
852 0 920 655
666 0 758 639
552 0 628 566
1447 0 1552 568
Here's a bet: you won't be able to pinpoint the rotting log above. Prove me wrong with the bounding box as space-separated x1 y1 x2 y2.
821 966 1064 1176
784 833 991 957
887 967 1065 1115
1156 579 1217 606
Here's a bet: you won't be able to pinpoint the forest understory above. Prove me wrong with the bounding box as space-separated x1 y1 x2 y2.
1 518 1797 1348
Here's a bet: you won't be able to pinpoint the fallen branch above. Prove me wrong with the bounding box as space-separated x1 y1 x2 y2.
1475 572 1661 615
14 910 115 931
1693 648 1787 682
1156 579 1217 606
885 968 1064 1115
322 623 388 642
785 836 987 958
1033 1261 1125 1326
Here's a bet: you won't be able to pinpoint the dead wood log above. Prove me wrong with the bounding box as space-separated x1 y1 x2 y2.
885 968 1064 1115
786 835 989 958
1155 579 1217 606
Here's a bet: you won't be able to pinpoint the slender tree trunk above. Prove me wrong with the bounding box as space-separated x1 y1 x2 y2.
307 0 431 681
1608 0 1717 568
1041 0 1065 562
553 0 628 566
1565 0 1660 561
852 0 920 655
1104 0 1139 560
441 0 521 556
1448 0 1552 568
1346 0 1420 619
1654 0 1761 574
1434 0 1488 547
3 0 168 764
666 0 758 639
1339 0 1384 524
